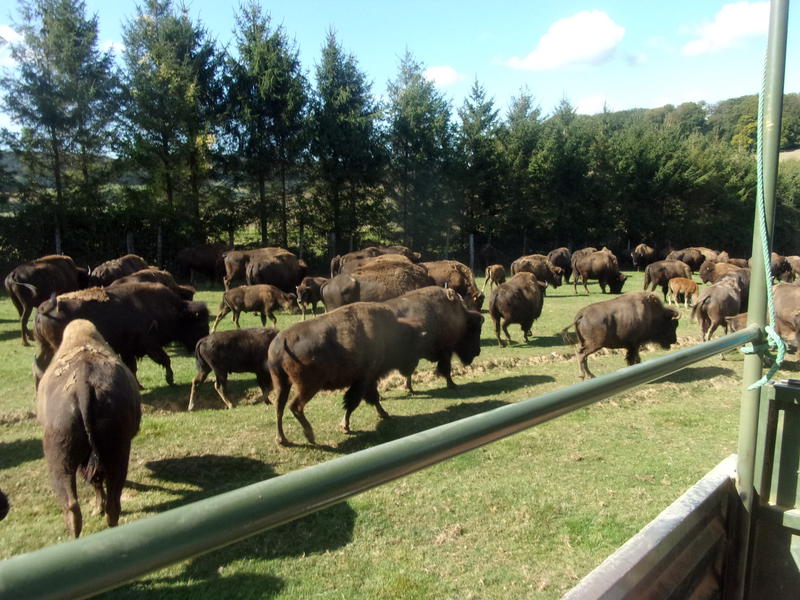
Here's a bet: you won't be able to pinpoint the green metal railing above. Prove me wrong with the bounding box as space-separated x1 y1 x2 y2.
0 325 760 600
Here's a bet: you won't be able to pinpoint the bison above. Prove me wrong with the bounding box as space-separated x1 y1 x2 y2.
5 254 89 345
109 268 195 300
188 328 279 411
691 274 747 340
321 261 434 310
211 284 299 331
643 260 693 301
0 489 8 521
34 282 209 387
667 277 699 309
511 254 563 289
331 245 421 277
718 251 749 268
89 254 149 286
174 244 226 284
422 260 484 310
749 252 794 283
36 319 141 538
489 272 545 347
631 244 656 271
572 250 626 294
336 253 413 277
296 276 328 320
665 248 706 272
483 264 506 292
245 249 307 293
547 247 572 283
384 286 483 391
562 291 680 379
267 302 424 445
222 247 297 290
698 260 743 284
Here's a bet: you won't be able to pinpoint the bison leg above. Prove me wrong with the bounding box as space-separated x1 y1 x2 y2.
364 383 390 420
145 346 174 386
582 277 590 295
341 381 366 433
188 364 211 411
436 356 457 389
267 310 277 327
20 303 33 346
232 310 241 329
256 370 272 405
502 319 514 345
576 346 597 379
101 447 130 528
271 368 293 446
288 385 316 444
299 303 307 321
91 473 106 516
624 346 641 366
44 435 82 538
211 306 230 332
212 372 234 410
404 374 415 394
493 316 506 348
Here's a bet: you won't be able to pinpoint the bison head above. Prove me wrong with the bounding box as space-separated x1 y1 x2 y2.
455 310 484 366
609 273 627 294
655 307 680 349
281 292 301 314
178 301 210 352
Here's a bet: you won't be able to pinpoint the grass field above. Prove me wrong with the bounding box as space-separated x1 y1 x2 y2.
0 271 772 598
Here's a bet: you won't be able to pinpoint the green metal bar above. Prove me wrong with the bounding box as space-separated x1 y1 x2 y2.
735 1 789 597
0 326 759 600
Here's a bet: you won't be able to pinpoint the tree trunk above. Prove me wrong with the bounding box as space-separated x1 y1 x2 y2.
157 224 163 267
259 175 268 245
55 225 62 255
469 233 476 272
126 232 135 254
280 162 288 248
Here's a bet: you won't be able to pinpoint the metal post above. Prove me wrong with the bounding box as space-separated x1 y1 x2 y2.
733 1 789 597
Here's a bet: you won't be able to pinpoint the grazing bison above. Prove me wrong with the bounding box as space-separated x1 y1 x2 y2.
698 260 743 284
296 276 328 320
321 261 434 310
643 260 693 301
34 283 209 387
571 247 598 271
36 319 141 538
211 284 298 331
331 245 421 277
489 272 545 347
691 275 746 340
422 260 484 310
337 253 413 277
666 248 706 272
562 291 680 379
188 328 279 411
267 302 424 445
547 247 572 283
385 287 483 391
0 489 8 521
631 244 656 271
174 244 226 284
667 277 699 309
222 247 296 290
785 255 800 279
245 249 307 293
89 254 149 286
109 268 195 299
483 264 506 292
5 254 89 345
511 254 564 289
572 250 626 294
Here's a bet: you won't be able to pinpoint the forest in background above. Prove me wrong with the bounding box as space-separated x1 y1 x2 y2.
2 0 800 274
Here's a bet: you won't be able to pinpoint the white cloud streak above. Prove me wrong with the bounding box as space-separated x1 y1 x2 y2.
423 65 463 87
508 10 625 71
681 2 769 56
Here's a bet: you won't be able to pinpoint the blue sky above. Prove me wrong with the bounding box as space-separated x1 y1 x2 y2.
1 1 799 119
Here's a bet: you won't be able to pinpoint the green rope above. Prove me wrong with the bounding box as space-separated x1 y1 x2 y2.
743 47 786 391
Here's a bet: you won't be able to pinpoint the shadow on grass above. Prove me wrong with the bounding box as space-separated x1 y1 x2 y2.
141 379 264 413
0 437 42 469
655 365 737 383
480 333 566 349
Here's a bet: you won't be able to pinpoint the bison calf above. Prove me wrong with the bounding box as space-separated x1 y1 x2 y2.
483 264 506 292
212 284 299 331
667 277 698 309
562 291 679 379
189 328 279 411
36 319 141 538
489 272 545 347
296 276 328 320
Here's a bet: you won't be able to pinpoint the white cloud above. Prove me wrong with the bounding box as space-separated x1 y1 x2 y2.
424 65 463 87
576 95 609 115
682 2 769 56
100 39 126 54
508 11 625 71
0 25 22 68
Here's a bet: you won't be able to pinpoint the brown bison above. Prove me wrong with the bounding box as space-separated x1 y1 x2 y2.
89 254 149 286
174 244 226 284
665 248 706 272
422 260 484 310
34 282 209 387
772 283 800 358
785 255 800 279
483 264 506 292
489 272 545 347
643 260 693 301
296 276 328 320
748 252 794 283
222 247 295 290
562 291 680 379
211 284 299 331
109 268 195 300
337 253 413 277
4 254 89 345
692 274 747 340
267 302 424 445
36 319 141 538
631 243 656 271
331 245 421 277
698 260 743 284
717 251 749 268
188 328 279 411
547 247 572 283
572 250 626 294
667 277 699 309
321 261 435 310
511 254 564 289
245 249 307 293
385 286 483 391
0 489 8 521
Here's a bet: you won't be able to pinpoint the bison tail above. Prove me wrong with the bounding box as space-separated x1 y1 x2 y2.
77 386 100 482
560 322 578 346
691 296 709 323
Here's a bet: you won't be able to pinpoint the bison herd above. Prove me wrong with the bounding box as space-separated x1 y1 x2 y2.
4 241 800 537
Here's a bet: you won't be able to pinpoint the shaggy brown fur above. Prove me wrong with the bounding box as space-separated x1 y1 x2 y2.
211 284 299 331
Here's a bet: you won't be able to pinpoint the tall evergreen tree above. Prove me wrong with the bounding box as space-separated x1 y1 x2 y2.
309 30 384 255
1 0 119 253
385 51 453 253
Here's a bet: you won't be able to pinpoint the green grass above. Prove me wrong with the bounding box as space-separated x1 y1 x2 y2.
0 272 768 598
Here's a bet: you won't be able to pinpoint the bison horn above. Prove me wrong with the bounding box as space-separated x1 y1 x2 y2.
445 288 458 301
